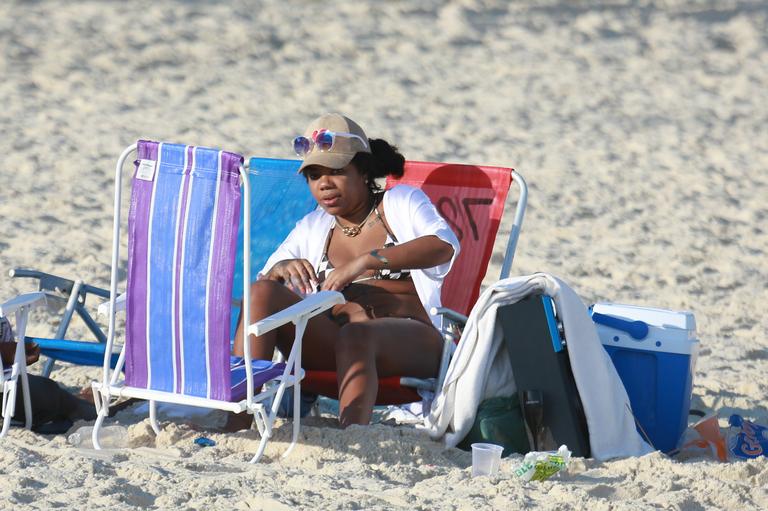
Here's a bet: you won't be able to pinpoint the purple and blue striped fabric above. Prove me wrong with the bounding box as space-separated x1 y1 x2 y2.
230 357 287 401
125 140 243 401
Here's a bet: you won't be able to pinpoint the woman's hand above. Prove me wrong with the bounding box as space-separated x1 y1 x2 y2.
263 259 318 295
321 255 369 292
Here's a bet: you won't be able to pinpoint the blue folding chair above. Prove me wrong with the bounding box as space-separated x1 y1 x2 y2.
2 269 119 374
230 157 318 337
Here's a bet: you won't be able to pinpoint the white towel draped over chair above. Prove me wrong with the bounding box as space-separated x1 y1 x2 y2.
425 273 653 461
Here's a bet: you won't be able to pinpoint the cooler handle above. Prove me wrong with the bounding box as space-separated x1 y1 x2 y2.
591 312 649 340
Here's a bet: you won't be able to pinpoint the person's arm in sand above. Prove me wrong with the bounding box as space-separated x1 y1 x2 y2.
0 340 40 366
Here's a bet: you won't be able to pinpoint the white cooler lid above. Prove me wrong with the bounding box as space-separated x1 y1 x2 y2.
591 302 699 355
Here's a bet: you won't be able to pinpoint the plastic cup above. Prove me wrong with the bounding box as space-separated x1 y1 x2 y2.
471 443 504 477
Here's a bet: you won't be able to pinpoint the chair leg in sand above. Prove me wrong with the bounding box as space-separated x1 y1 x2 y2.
0 295 41 437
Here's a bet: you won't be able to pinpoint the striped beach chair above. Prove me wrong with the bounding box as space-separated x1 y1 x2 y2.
92 140 341 462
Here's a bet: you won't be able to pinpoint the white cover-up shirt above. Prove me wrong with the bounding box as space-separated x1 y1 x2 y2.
260 184 461 329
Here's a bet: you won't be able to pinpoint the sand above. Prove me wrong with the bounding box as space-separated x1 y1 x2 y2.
1 0 767 509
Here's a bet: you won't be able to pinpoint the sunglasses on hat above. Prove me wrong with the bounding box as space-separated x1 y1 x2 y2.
293 129 369 157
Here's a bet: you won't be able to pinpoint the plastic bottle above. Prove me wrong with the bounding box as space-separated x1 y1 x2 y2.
68 425 128 449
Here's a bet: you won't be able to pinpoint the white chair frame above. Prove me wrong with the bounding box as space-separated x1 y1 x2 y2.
0 293 46 437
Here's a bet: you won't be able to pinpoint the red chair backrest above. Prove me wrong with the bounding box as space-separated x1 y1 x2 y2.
387 161 512 316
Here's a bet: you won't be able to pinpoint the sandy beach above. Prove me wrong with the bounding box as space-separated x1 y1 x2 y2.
1 0 767 508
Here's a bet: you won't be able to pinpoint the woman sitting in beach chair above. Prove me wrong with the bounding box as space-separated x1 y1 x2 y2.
233 113 460 427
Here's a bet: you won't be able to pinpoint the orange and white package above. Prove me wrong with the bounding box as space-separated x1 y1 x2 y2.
678 414 728 462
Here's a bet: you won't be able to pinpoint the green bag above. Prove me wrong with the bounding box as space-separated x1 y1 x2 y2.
457 396 530 457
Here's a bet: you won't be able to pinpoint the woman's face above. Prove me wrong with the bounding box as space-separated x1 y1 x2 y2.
304 163 369 216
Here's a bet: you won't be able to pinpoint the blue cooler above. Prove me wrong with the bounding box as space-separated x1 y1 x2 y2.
590 303 699 453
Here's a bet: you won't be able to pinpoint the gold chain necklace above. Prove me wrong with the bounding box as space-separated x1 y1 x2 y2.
335 203 376 237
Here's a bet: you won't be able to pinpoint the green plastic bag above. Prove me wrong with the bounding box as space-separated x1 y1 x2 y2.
457 396 530 457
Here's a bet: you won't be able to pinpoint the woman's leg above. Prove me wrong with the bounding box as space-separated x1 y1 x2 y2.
227 280 343 431
334 318 443 427
233 280 339 370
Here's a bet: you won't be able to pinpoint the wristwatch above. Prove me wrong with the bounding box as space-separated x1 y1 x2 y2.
369 249 389 266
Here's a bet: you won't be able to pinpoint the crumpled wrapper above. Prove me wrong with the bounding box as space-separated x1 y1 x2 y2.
513 445 571 482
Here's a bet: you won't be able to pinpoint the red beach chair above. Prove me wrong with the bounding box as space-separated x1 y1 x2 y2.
299 160 528 405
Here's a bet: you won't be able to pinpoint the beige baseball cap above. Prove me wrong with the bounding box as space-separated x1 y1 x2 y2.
296 113 371 173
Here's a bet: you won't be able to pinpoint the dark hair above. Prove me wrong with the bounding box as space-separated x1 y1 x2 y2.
351 139 405 191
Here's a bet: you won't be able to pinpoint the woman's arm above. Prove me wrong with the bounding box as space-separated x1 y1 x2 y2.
368 235 454 270
0 341 40 366
391 185 461 280
321 185 460 291
320 235 454 291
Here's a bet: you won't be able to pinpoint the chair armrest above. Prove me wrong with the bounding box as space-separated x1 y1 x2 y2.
98 293 126 317
248 291 345 337
430 306 468 326
399 377 437 391
0 292 48 317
